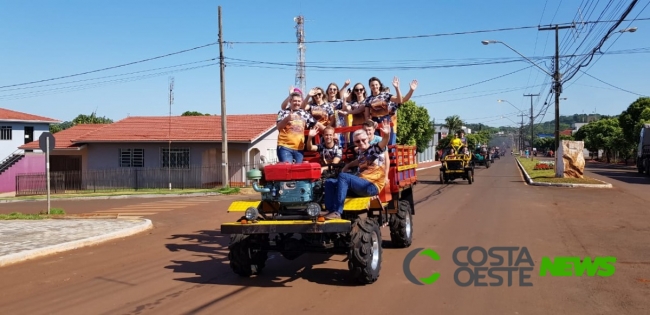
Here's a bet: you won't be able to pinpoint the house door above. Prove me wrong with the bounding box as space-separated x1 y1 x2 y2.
24 126 34 145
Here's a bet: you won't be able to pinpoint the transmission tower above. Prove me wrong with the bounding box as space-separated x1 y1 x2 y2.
294 15 306 93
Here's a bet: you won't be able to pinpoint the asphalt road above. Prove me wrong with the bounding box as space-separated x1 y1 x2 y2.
0 155 649 315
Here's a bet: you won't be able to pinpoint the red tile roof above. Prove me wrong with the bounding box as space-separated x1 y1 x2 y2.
70 114 278 143
0 108 60 123
19 124 108 150
560 129 573 136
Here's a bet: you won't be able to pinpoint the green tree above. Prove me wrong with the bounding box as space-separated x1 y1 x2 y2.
181 111 211 116
574 118 626 163
50 121 73 133
396 100 435 153
618 97 650 147
72 112 114 125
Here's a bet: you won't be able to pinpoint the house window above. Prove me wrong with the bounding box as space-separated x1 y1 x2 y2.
161 148 190 168
0 126 11 140
119 148 144 167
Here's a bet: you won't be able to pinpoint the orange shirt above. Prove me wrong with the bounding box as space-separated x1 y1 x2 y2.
357 144 387 192
277 109 315 150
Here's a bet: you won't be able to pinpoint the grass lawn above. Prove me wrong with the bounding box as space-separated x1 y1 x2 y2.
0 208 65 220
517 157 605 185
0 187 240 201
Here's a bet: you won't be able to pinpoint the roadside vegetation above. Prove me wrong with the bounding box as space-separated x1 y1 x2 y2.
0 188 240 201
0 208 65 220
517 157 604 184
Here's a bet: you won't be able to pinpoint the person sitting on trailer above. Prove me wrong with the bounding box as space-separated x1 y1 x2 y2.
305 126 343 174
322 118 391 220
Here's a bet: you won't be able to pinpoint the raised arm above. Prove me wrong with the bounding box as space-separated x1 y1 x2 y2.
401 80 418 103
389 76 403 104
305 126 319 151
376 118 391 151
276 111 294 130
339 79 351 112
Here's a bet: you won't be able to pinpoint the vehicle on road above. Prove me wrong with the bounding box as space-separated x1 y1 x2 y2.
439 143 474 184
220 123 417 284
636 123 650 176
473 147 491 168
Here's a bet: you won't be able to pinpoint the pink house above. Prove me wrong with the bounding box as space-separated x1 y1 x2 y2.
0 108 60 194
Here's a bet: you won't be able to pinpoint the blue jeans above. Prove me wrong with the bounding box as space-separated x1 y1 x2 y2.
277 146 303 163
324 173 379 214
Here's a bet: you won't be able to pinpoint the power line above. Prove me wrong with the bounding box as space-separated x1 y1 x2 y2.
3 16 649 91
225 17 650 45
0 58 217 92
0 42 218 89
413 65 535 98
578 69 647 96
0 63 218 101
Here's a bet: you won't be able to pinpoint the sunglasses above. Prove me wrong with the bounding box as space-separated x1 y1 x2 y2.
354 138 368 144
315 93 322 97
328 88 337 91
354 88 364 92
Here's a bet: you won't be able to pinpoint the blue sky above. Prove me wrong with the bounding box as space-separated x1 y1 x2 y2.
1 0 648 129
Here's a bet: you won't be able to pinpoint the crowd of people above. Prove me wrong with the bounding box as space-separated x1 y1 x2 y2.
274 76 417 219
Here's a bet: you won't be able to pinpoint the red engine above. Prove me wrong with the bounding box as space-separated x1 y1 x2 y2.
263 162 322 181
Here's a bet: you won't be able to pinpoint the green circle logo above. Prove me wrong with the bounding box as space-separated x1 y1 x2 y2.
403 248 441 285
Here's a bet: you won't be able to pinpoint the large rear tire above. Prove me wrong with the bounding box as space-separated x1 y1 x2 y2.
389 200 413 248
228 234 268 277
348 217 382 284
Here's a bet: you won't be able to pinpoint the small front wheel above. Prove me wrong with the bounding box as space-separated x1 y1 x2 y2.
228 234 268 277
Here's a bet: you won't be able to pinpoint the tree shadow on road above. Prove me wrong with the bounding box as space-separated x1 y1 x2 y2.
163 230 364 287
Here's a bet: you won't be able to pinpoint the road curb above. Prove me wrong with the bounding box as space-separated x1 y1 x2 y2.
416 163 442 171
0 192 222 203
0 218 153 268
515 158 613 188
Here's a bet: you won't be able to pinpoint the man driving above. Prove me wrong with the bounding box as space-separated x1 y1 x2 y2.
322 118 391 220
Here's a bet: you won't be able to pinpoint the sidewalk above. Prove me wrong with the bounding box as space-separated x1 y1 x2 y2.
0 218 152 268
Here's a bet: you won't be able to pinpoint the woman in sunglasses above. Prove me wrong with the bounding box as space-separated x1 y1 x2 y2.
323 80 351 146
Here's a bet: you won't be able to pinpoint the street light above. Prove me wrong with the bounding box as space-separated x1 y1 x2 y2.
481 40 553 76
497 99 524 113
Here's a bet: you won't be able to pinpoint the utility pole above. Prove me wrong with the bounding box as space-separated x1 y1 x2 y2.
218 6 229 188
524 94 539 159
539 24 574 169
517 113 526 152
168 76 174 190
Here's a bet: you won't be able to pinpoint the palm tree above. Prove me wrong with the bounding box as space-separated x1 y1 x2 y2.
444 115 464 135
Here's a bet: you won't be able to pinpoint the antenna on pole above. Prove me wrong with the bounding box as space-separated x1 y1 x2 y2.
294 15 306 93
168 76 174 190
